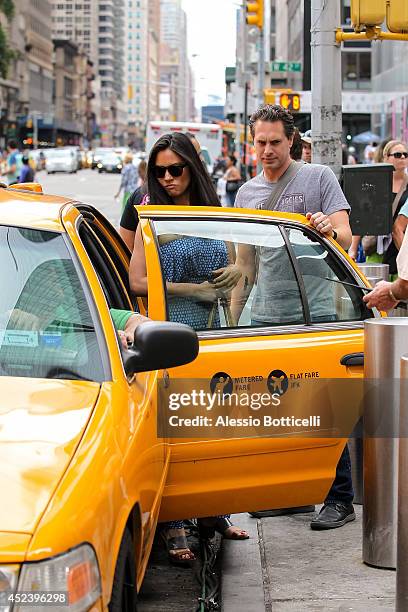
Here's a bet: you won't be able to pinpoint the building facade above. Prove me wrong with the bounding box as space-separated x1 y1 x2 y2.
160 0 193 121
51 0 127 145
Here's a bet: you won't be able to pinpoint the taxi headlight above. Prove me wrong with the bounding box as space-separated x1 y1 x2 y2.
0 565 19 612
15 544 101 612
97 163 102 168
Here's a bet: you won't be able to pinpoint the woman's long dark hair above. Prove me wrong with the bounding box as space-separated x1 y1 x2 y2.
147 132 220 206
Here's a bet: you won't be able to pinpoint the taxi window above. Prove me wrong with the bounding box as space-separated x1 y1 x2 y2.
285 227 373 323
150 219 305 330
0 226 105 381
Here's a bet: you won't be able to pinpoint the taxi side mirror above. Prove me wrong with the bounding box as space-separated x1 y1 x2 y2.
123 321 199 376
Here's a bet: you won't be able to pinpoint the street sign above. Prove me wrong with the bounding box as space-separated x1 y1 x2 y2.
271 61 302 72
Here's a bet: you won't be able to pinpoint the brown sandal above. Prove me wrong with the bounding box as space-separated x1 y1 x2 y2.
161 528 196 566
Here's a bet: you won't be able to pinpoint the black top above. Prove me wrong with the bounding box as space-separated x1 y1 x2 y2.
383 187 408 274
120 186 145 231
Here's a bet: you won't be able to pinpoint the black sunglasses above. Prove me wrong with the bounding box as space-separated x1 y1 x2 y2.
388 151 408 159
154 163 187 179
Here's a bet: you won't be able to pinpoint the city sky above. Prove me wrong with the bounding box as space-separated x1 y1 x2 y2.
181 0 239 109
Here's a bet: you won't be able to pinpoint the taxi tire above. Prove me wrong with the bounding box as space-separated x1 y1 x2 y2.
109 528 138 612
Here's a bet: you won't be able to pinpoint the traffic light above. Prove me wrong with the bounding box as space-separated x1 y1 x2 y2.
280 93 301 112
264 89 275 105
350 0 386 29
245 0 263 29
387 0 408 33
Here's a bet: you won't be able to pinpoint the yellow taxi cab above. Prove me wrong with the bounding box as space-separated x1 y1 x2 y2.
0 183 378 610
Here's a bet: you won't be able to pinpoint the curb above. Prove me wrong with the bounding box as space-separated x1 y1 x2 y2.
221 513 266 612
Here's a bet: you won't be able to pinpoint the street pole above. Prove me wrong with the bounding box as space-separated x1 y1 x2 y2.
258 27 265 106
243 82 249 180
33 113 38 150
311 0 342 177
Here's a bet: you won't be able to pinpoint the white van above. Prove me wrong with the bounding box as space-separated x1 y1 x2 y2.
146 121 222 173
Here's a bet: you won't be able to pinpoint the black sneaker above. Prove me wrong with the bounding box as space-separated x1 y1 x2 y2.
248 505 315 518
310 503 356 530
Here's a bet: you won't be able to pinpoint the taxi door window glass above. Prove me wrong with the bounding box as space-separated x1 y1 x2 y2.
150 219 305 330
285 227 372 322
0 226 105 381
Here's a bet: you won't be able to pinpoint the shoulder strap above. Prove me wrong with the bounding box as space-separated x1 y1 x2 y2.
263 161 304 210
392 175 408 218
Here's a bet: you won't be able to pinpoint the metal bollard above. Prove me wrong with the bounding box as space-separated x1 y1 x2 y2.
363 319 408 569
396 355 408 610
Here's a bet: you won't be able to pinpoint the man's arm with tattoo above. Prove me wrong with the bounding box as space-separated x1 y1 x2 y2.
230 244 256 325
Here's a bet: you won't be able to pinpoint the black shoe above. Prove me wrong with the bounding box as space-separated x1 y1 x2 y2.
310 503 355 530
248 505 315 518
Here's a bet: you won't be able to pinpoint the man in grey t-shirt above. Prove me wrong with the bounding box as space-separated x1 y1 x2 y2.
231 104 354 531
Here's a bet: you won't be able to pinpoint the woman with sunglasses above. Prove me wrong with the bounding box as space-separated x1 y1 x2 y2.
366 140 408 276
351 140 408 273
129 132 247 565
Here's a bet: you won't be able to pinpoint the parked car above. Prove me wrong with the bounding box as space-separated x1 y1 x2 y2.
97 151 123 173
0 181 377 609
44 148 78 174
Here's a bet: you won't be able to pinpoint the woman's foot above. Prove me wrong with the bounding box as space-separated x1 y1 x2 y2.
198 517 249 540
222 524 249 540
161 528 196 566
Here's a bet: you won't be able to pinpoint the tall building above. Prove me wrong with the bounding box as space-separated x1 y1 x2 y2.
270 0 374 136
371 41 408 141
0 0 54 147
51 0 127 145
160 0 193 121
126 0 148 145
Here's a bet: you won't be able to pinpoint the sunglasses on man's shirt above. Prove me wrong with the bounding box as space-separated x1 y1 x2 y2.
154 163 188 179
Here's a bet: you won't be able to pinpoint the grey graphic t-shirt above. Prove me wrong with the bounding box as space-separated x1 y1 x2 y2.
235 164 350 324
235 163 350 215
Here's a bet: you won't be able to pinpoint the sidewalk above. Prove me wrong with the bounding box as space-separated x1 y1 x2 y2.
221 506 396 611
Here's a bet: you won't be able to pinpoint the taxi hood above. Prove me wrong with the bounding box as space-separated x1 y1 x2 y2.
0 377 100 538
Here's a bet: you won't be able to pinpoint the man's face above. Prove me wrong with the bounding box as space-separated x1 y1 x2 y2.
302 142 312 163
253 120 293 172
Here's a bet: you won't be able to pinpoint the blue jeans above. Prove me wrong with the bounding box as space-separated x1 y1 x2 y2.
325 444 354 504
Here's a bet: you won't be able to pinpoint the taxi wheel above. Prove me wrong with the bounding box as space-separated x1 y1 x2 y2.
109 528 138 612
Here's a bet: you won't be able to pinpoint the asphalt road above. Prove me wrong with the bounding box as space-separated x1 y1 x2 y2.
36 168 123 228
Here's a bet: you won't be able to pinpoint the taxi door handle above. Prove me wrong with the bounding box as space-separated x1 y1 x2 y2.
340 352 364 367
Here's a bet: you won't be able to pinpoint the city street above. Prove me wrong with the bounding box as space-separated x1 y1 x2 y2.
37 169 123 228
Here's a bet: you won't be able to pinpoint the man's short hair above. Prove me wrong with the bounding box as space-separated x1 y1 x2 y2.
7 139 18 149
249 104 295 140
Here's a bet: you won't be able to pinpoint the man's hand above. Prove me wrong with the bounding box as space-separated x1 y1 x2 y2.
363 280 398 311
123 313 150 346
306 212 333 237
211 265 242 291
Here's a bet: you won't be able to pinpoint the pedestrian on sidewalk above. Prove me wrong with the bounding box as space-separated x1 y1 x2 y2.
115 152 138 212
1 139 21 186
231 103 355 530
19 156 35 183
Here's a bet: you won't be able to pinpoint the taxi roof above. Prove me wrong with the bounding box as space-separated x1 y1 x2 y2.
0 185 72 232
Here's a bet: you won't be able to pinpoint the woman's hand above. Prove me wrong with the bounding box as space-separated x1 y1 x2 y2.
211 264 242 290
192 281 219 303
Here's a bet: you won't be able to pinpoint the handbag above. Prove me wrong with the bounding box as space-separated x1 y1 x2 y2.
207 298 235 328
225 179 243 193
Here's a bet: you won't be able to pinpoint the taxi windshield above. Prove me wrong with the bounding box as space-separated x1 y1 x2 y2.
0 226 105 381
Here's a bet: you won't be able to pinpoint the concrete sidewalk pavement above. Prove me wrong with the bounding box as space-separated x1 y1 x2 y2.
221 506 395 611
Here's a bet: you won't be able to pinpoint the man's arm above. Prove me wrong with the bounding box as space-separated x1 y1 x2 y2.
230 244 256 324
